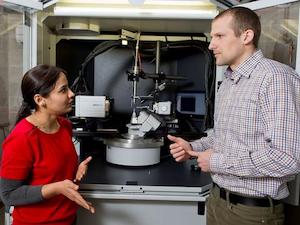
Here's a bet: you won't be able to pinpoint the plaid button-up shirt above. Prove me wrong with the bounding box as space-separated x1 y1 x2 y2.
191 50 300 199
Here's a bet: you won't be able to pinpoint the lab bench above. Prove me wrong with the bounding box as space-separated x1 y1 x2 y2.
77 151 212 225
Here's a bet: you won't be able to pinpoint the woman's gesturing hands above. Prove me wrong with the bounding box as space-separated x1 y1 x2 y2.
74 156 92 183
41 156 95 213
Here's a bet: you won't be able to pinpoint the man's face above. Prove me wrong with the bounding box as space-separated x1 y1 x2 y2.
208 15 245 69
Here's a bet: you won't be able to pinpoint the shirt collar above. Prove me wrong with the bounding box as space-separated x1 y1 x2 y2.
224 49 264 84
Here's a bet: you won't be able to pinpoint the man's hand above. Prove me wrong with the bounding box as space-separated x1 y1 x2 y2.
167 135 193 162
74 156 92 183
189 149 213 172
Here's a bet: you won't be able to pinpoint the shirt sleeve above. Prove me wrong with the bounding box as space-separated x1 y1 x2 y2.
210 70 300 177
0 134 34 180
0 132 44 206
190 130 215 152
1 132 34 179
0 178 43 206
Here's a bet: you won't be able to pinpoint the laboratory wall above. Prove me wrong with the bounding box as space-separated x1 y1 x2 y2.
0 8 9 150
0 8 23 153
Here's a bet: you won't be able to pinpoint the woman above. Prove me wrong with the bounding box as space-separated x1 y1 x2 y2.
0 64 94 225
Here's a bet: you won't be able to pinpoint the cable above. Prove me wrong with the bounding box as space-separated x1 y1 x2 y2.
70 39 215 130
71 40 133 95
157 40 215 129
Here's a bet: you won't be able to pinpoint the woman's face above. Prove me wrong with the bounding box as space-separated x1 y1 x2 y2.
43 72 74 116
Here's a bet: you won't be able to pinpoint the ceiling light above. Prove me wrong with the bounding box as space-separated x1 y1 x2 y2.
53 5 218 19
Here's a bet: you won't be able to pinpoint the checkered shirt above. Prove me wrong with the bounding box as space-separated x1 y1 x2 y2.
191 50 300 199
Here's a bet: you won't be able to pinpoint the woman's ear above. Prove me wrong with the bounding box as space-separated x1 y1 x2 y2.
33 94 46 108
242 29 254 45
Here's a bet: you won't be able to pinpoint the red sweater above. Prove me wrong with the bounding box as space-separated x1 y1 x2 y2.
0 117 78 225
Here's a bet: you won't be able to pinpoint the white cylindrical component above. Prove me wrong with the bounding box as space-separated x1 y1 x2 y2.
106 146 160 166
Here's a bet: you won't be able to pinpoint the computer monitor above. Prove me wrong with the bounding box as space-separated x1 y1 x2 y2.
176 92 206 115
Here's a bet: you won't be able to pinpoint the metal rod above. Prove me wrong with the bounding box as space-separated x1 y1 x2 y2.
155 41 160 89
132 33 141 107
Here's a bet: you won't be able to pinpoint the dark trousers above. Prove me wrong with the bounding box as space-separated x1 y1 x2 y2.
207 185 284 225
71 216 77 225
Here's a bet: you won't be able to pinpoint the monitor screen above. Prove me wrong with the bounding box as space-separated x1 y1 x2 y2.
176 92 206 115
180 97 196 112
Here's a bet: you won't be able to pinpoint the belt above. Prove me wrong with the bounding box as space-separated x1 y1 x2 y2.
213 183 281 207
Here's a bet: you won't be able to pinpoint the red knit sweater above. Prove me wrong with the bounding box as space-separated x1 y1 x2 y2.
0 117 78 225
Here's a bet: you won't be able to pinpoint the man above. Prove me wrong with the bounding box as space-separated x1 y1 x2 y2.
168 7 300 225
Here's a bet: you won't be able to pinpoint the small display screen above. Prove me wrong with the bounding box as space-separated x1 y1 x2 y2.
176 92 206 115
180 97 196 112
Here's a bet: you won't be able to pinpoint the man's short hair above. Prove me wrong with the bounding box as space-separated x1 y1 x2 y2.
214 7 261 48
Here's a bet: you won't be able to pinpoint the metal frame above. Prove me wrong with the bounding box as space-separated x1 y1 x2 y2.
4 0 57 68
31 13 38 67
3 0 43 10
80 183 211 194
3 0 57 10
239 0 299 10
81 191 209 202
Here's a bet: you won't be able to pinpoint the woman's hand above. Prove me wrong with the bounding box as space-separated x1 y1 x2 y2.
74 156 92 183
41 179 95 213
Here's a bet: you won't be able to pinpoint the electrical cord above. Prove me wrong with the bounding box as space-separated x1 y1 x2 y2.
71 40 134 95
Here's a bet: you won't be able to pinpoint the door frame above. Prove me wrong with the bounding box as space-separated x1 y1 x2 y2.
3 0 57 70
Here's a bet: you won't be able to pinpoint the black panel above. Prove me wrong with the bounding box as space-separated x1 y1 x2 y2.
58 39 215 135
81 154 212 187
56 39 101 92
198 201 206 215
